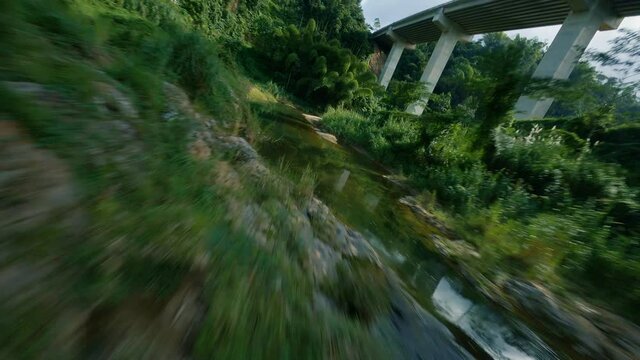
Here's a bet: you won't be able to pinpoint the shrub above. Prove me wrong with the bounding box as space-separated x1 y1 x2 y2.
258 20 380 108
322 108 371 145
168 32 221 98
381 80 428 111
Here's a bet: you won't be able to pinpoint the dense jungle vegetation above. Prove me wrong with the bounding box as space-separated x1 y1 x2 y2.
1 0 639 358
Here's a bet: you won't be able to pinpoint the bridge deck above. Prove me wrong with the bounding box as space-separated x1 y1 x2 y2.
372 0 640 51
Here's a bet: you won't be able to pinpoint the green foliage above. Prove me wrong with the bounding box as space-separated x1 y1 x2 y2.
381 80 429 111
168 32 221 98
297 0 372 56
392 33 544 111
369 113 423 163
259 19 380 108
194 224 388 360
105 0 190 26
322 108 370 144
593 123 640 185
589 28 640 78
322 29 640 321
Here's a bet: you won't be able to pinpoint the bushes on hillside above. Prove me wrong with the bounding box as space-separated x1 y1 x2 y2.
258 20 380 108
321 96 640 320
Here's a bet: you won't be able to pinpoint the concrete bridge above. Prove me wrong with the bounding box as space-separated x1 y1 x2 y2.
372 0 640 118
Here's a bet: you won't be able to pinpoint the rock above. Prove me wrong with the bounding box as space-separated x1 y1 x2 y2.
382 174 416 193
578 304 640 359
108 119 138 140
93 82 139 118
342 228 381 264
398 197 480 260
218 136 260 163
501 279 640 360
163 82 192 115
304 197 380 264
289 210 315 247
315 130 338 144
3 81 65 106
86 119 146 187
195 133 271 181
212 161 243 191
227 200 272 246
302 114 322 123
0 121 80 236
239 159 270 181
305 197 343 247
502 280 577 331
430 234 480 259
5 81 47 94
163 82 217 127
399 196 456 238
189 138 211 160
312 291 336 313
372 282 473 360
241 203 272 245
307 238 341 281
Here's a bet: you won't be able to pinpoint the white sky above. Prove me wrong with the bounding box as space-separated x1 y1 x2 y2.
362 0 640 77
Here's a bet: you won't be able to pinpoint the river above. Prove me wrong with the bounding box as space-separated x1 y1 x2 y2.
252 105 562 360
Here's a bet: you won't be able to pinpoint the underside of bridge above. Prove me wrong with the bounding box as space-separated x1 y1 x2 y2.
372 0 640 118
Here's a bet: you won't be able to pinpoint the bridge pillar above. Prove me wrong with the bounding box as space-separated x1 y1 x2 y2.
407 10 471 116
379 31 415 89
514 0 622 119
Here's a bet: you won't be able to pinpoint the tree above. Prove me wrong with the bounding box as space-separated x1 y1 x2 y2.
589 28 640 80
373 18 381 31
297 0 372 57
259 19 379 108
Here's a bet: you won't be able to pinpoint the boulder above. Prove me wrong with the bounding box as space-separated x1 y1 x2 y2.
0 121 80 236
502 279 640 360
93 82 138 119
399 196 456 238
218 136 260 163
315 130 338 144
302 114 322 123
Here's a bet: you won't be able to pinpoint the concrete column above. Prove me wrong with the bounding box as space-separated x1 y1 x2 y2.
406 10 471 116
378 31 415 89
514 0 622 119
379 42 405 89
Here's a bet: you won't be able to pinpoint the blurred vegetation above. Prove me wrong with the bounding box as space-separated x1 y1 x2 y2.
2 0 640 357
0 0 393 358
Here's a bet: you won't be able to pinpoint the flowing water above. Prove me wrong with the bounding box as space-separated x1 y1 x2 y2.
253 106 561 359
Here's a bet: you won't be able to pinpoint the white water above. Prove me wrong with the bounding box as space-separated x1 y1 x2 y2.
432 277 558 360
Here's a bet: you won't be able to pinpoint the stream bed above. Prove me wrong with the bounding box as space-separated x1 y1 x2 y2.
253 106 561 359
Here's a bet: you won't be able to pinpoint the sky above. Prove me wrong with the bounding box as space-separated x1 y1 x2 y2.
361 0 640 77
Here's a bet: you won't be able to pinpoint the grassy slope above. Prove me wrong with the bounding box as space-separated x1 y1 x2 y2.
0 1 399 358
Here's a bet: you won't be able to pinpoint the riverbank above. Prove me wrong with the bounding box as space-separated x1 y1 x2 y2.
308 110 640 360
399 196 640 360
